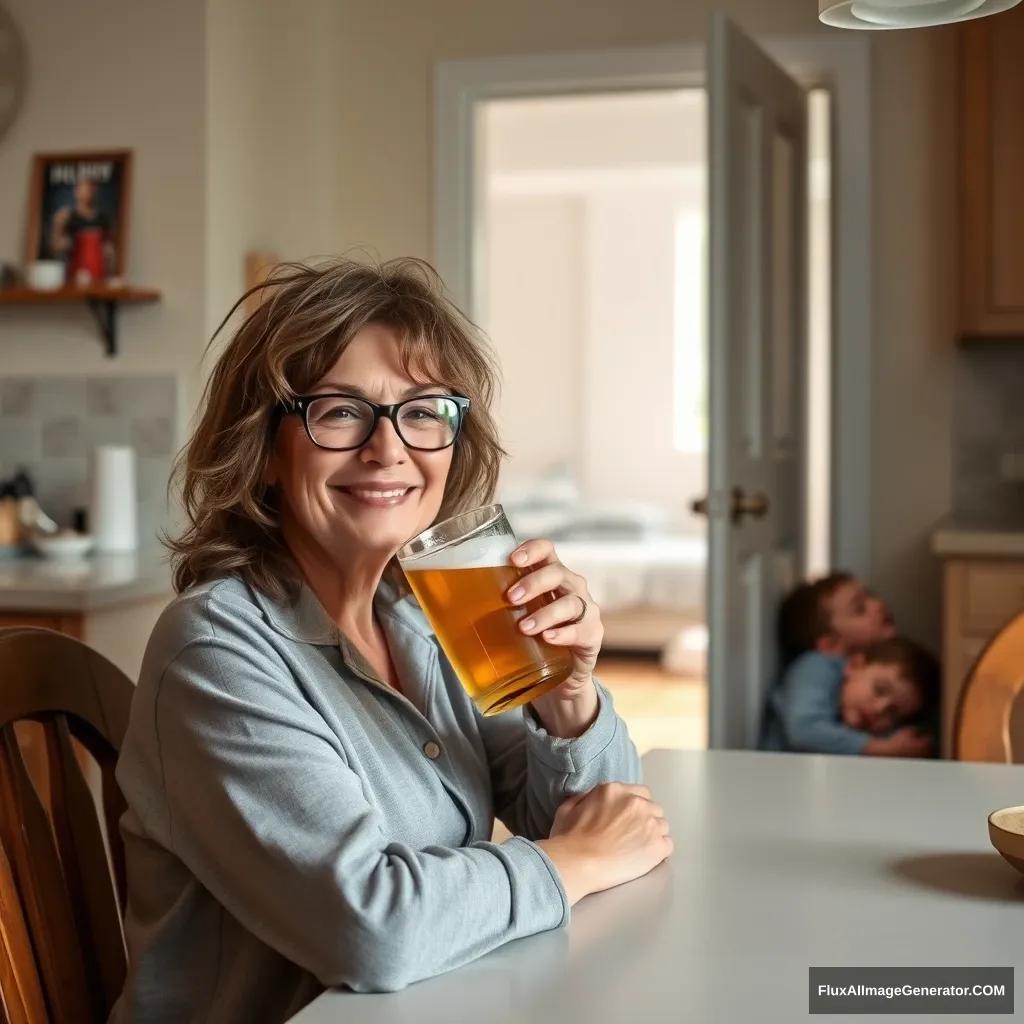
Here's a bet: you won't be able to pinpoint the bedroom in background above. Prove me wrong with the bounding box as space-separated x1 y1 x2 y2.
446 78 832 755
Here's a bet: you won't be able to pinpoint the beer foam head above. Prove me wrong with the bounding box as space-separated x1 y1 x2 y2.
401 530 516 571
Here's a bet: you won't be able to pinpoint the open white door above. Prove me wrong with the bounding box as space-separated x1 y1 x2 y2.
699 14 809 749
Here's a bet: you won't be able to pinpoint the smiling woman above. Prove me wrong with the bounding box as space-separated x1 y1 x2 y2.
168 260 503 602
108 256 671 1024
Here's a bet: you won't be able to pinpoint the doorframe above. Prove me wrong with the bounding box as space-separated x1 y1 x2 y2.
434 35 872 579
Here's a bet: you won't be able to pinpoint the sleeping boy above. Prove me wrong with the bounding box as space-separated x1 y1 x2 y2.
759 573 938 757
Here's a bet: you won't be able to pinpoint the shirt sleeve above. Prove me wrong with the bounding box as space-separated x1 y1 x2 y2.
137 633 569 994
474 678 643 840
778 658 870 756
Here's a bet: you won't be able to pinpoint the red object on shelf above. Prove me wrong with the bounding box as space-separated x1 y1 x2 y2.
69 228 105 284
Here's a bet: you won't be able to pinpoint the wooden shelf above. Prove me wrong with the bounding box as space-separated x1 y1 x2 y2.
0 285 162 356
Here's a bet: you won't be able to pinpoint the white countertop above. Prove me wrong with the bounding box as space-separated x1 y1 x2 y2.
0 548 174 612
932 513 1024 558
291 749 1024 1024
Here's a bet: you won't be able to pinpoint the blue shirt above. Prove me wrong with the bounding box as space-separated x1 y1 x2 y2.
109 574 641 1022
758 651 870 755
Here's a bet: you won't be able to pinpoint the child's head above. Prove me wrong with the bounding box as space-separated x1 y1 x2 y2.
839 637 939 736
778 571 894 663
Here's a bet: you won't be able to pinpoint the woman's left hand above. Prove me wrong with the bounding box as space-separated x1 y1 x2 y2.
506 539 603 733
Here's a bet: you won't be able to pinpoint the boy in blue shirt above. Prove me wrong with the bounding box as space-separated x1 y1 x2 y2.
760 573 937 757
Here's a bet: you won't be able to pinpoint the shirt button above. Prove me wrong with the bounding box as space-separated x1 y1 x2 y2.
423 741 441 760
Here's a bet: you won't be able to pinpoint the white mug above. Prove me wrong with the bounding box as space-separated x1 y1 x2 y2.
26 260 65 291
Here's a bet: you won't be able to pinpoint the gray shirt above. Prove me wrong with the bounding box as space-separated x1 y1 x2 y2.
109 574 641 1024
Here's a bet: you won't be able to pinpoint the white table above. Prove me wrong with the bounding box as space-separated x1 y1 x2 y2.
289 750 1024 1023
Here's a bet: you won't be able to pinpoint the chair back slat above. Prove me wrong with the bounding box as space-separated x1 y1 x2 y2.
0 627 136 1023
43 716 126 1015
0 728 92 1023
954 611 1024 762
0 838 47 1024
101 769 128 915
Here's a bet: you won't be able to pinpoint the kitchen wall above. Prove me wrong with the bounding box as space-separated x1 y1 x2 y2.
0 375 177 546
0 0 960 651
0 0 206 426
952 344 1024 518
869 26 957 650
205 0 343 344
0 0 343 546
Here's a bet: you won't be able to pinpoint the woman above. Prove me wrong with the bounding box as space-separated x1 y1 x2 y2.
110 257 672 1023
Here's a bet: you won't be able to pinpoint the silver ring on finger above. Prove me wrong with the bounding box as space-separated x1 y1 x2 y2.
567 595 587 625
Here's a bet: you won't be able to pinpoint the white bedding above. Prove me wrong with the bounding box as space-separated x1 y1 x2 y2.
551 535 705 614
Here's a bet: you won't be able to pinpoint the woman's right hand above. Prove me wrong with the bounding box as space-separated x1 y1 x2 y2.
537 783 673 906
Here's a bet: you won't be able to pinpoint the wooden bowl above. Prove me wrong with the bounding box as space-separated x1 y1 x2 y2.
989 806 1024 873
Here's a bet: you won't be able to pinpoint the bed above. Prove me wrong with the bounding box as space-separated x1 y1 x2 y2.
500 473 707 674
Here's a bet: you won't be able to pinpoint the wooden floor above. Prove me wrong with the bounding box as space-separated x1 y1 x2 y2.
595 656 706 755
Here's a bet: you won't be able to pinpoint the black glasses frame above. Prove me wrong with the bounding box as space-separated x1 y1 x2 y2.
285 393 471 452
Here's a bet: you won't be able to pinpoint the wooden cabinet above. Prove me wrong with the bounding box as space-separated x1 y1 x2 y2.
942 558 1024 757
959 4 1024 338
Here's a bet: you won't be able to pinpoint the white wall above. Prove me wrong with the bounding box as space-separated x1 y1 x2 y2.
0 0 207 429
582 187 704 515
869 27 956 649
205 0 343 366
485 195 584 478
481 93 707 535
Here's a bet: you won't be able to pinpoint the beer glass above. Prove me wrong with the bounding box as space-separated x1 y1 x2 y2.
398 505 574 715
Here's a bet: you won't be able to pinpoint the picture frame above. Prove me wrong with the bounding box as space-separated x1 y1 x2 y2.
25 149 133 286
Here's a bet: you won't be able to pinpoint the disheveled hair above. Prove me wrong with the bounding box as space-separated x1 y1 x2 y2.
165 256 505 599
777 572 855 666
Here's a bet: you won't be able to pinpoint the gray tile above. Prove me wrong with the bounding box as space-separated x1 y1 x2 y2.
953 479 1005 515
31 458 88 528
953 437 1000 475
1002 411 1024 444
131 417 174 457
956 387 1003 442
36 378 87 418
86 416 132 449
0 418 41 463
0 379 36 417
118 376 178 420
137 456 172 505
41 417 86 457
86 379 121 417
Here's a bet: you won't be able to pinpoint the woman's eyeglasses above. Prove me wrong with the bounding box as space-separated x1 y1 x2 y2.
284 393 471 452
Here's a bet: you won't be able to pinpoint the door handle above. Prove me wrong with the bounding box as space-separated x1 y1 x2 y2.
729 486 769 523
690 488 770 523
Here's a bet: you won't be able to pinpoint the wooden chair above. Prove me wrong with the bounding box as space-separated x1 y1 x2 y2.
953 611 1024 763
0 627 134 1023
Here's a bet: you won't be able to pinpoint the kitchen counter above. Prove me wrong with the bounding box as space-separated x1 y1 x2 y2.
0 548 174 612
931 512 1024 558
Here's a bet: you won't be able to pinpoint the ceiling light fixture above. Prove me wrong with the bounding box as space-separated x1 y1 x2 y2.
820 0 1021 28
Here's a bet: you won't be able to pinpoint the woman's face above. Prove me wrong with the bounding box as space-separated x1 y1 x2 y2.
270 323 455 567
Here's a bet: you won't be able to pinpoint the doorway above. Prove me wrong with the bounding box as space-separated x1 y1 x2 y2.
435 39 869 753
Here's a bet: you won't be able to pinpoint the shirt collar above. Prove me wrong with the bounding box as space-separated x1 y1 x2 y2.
249 572 435 647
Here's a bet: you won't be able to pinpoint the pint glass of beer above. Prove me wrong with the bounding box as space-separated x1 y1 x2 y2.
398 505 574 715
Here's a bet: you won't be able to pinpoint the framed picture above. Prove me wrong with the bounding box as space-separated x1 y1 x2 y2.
26 149 133 286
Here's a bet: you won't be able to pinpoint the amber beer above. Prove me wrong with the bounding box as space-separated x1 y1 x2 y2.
399 506 574 715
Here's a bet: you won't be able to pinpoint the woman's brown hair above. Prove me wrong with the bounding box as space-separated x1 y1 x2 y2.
165 255 505 599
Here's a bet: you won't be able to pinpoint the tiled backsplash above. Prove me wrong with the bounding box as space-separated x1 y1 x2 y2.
0 376 178 546
953 345 1024 518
